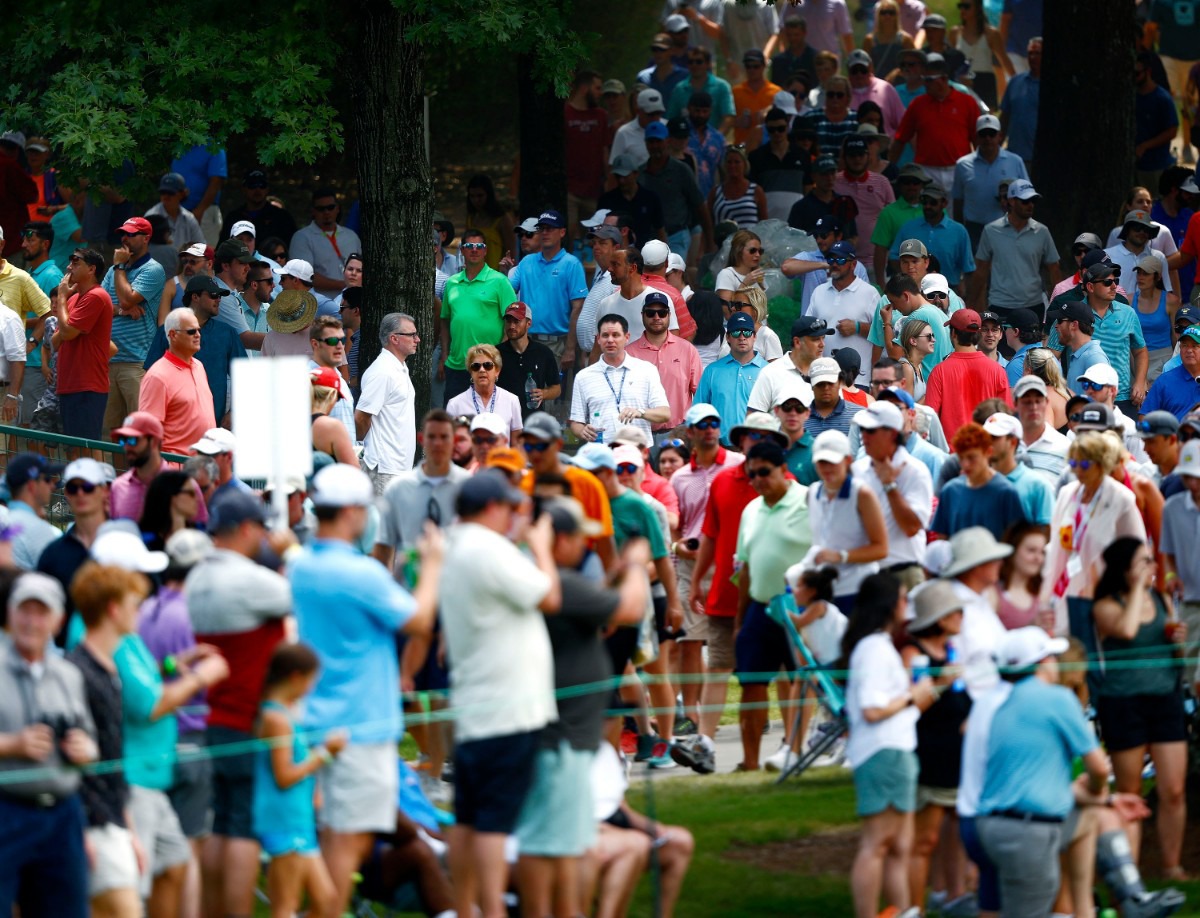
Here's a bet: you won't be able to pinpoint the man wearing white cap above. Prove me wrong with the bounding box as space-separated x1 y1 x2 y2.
640 239 697 339
1012 375 1070 483
36 458 110 614
610 88 667 169
291 464 442 914
773 379 816 484
971 178 1061 315
595 246 678 352
464 412 509 470
1075 362 1150 463
190 426 253 500
805 356 855 438
951 113 1028 250
160 241 213 314
983 411 1053 525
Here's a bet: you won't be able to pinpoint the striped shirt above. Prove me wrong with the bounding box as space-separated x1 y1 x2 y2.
576 269 618 354
1045 299 1146 401
104 256 166 364
712 182 761 229
569 354 669 441
671 448 746 538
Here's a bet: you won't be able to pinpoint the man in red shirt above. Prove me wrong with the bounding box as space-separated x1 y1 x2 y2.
53 248 113 439
138 308 216 453
924 309 1011 444
564 70 609 241
672 411 788 774
890 53 979 191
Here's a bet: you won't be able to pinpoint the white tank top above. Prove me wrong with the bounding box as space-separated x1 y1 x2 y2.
955 31 994 75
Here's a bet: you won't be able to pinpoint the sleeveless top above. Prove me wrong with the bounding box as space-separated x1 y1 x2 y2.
869 37 905 77
252 700 316 841
996 587 1039 630
464 213 505 270
907 640 972 789
955 30 993 75
713 182 761 229
1098 591 1181 698
898 356 927 401
807 474 880 596
1132 288 1173 351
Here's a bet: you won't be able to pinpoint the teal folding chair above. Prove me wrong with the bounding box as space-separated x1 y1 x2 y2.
766 590 847 784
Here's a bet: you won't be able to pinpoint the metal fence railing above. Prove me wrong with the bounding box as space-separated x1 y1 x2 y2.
0 424 189 530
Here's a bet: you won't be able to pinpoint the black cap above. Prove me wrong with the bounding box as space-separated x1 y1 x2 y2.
184 275 230 298
743 49 766 65
214 238 255 264
812 214 841 234
1004 307 1041 332
206 491 267 534
832 347 861 374
243 169 269 187
843 137 868 155
666 116 691 138
1057 300 1093 325
5 453 64 493
456 470 527 517
791 315 835 339
1073 403 1117 431
688 91 713 109
1083 260 1118 283
1136 411 1180 438
980 310 1002 326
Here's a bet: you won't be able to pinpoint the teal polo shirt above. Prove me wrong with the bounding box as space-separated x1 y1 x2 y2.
784 432 816 486
695 352 768 445
26 260 62 369
115 634 176 791
868 299 954 370
1045 300 1146 401
440 264 517 370
508 249 588 336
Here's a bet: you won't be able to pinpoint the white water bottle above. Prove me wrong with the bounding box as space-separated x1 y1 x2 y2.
592 410 605 443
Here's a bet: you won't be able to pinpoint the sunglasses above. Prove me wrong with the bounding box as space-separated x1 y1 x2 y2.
643 308 670 318
470 361 495 372
745 246 763 255
691 418 720 430
472 434 498 446
825 91 847 99
1091 278 1118 287
1072 246 1091 256
426 497 442 525
922 74 947 82
616 463 640 475
173 328 201 336
814 230 834 239
926 292 948 300
392 330 420 338
778 401 807 413
1080 380 1108 391
68 254 83 264
314 203 338 211
660 437 686 449
65 481 99 496
978 129 999 138
117 436 142 447
849 66 869 75
826 256 851 266
912 333 936 341
1068 459 1093 470
523 440 552 453
768 125 788 134
318 336 346 346
746 466 774 478
461 242 487 251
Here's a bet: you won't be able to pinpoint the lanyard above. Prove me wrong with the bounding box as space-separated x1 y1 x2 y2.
470 387 497 414
324 229 343 264
1071 488 1100 552
604 365 628 409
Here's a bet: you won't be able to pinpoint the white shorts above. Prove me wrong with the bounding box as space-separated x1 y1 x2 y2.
128 785 192 897
86 824 140 898
316 743 399 834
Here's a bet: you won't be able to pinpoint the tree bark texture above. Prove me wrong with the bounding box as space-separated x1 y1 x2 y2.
517 52 568 217
1036 0 1137 273
349 0 435 422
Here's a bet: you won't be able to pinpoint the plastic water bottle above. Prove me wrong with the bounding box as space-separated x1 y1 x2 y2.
946 644 965 693
592 410 605 443
910 654 930 684
524 373 538 408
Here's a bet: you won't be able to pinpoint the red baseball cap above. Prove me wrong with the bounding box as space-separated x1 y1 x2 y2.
945 309 982 332
113 411 165 441
310 366 346 397
117 217 153 236
504 301 532 321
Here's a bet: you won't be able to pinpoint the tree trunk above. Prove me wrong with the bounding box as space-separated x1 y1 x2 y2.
1036 0 1137 272
349 0 434 420
517 52 568 217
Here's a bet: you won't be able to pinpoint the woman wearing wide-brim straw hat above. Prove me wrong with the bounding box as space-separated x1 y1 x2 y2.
262 289 319 357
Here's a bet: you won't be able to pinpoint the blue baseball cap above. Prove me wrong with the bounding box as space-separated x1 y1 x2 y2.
569 443 617 472
826 241 856 260
536 210 565 229
727 312 756 334
644 121 668 141
877 385 915 410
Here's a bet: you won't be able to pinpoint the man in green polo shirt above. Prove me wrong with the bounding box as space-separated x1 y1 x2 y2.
438 228 517 404
870 163 930 282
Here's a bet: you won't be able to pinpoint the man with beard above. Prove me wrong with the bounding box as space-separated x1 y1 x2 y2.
564 71 609 242
497 301 561 419
682 90 728 199
783 215 869 313
108 411 167 521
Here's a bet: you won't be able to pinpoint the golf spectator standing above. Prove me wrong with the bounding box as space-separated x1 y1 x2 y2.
52 248 112 439
925 309 1011 442
627 291 702 431
807 241 877 383
834 136 894 266
0 266 29 426
570 314 670 443
1134 52 1179 190
1162 440 1200 688
0 136 37 255
18 221 61 419
109 412 166 521
695 312 766 441
357 312 420 494
508 210 588 371
220 169 298 242
930 423 1026 538
971 179 1061 316
564 71 610 234
952 113 1028 249
496 302 562 419
6 453 64 569
998 37 1042 169
289 188 362 296
1141 325 1200 419
889 53 978 190
102 216 166 437
138 309 216 455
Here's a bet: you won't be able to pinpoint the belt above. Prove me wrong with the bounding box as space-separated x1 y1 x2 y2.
886 562 920 573
990 809 1063 825
531 333 565 341
0 790 63 809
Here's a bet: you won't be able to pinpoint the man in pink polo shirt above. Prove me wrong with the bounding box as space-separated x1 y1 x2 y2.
626 290 702 432
846 49 905 136
833 136 894 272
138 308 216 454
109 411 167 521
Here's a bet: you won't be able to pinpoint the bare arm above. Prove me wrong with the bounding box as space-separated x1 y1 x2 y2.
885 484 924 538
564 297 585 369
971 259 992 311
158 278 175 326
239 330 265 351
371 542 396 571
690 534 715 615
782 257 830 279
191 176 224 223
354 408 374 441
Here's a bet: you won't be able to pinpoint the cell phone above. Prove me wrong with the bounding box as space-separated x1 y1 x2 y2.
685 538 700 550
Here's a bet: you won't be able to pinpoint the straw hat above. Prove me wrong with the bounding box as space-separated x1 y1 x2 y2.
267 289 318 334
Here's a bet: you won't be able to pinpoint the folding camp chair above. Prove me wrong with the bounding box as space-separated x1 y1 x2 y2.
765 591 847 784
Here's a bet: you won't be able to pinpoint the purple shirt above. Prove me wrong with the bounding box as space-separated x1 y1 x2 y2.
138 586 207 734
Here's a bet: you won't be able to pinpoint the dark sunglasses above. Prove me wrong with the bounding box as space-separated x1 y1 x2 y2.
461 242 486 251
314 203 338 211
1091 278 1119 287
926 291 948 300
778 401 807 413
745 246 763 254
117 436 142 447
826 256 851 266
691 418 720 430
522 440 552 453
849 66 869 75
616 463 640 475
643 308 670 318
318 336 345 346
978 129 999 138
65 481 99 496
67 254 83 264
1072 246 1091 256
746 466 774 478
825 91 847 99
470 361 495 372
472 434 498 446
174 328 201 336
768 125 788 134
728 328 754 339
269 250 286 259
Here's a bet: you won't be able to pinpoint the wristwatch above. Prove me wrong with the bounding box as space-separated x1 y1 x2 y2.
839 549 849 564
883 482 898 494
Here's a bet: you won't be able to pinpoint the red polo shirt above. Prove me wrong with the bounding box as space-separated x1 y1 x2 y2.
893 89 978 167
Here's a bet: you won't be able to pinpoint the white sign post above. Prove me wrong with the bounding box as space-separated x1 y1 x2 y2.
231 357 313 531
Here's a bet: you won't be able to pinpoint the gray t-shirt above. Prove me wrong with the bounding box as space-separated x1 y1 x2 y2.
1162 492 1200 603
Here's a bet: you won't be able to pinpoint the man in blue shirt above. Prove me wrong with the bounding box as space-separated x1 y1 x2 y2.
890 183 975 289
170 142 227 245
1053 300 1111 396
695 312 767 445
102 216 166 438
1141 326 1200 420
508 210 588 372
982 411 1052 524
1134 52 1179 187
638 34 688 99
998 37 1041 167
290 463 438 916
952 114 1028 250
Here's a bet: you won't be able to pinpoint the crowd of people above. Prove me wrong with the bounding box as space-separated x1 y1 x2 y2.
2 1 1200 918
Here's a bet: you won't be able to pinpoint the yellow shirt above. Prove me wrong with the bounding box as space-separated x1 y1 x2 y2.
0 261 51 320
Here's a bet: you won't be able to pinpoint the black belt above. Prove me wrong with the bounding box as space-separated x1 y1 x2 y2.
0 789 64 809
990 809 1063 825
886 562 920 573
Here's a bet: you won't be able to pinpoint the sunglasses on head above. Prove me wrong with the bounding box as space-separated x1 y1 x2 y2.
660 437 686 449
691 418 720 430
643 308 670 318
746 466 774 478
616 463 640 475
470 361 495 372
461 242 486 251
728 328 754 339
65 481 99 496
319 336 345 346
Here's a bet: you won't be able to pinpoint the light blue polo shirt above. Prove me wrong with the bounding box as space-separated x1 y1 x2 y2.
868 300 955 371
1046 301 1146 401
695 352 768 445
291 539 415 743
951 149 1028 226
508 248 588 336
975 216 1059 312
1005 462 1053 525
889 217 976 285
1140 364 1200 420
979 676 1097 819
1064 338 1110 397
1005 342 1039 389
103 255 165 364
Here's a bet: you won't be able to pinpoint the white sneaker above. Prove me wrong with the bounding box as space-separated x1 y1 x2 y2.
763 744 795 773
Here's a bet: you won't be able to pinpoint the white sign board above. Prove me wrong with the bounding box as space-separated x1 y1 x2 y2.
231 356 313 483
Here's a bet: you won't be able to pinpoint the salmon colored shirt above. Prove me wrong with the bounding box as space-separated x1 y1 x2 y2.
138 351 217 454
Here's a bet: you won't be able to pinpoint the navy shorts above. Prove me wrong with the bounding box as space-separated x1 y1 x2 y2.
398 625 450 693
206 726 255 839
58 391 108 440
735 601 794 685
1097 691 1187 752
453 729 541 833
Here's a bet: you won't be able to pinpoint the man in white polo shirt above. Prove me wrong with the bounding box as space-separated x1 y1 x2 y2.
569 313 669 443
1013 375 1070 484
805 241 876 385
356 312 419 494
745 315 829 412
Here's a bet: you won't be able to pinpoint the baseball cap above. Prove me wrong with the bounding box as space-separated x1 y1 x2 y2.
1179 304 1200 327
310 366 346 396
580 208 611 229
158 172 187 194
743 49 766 65
216 238 256 264
504 301 533 323
982 412 1022 438
997 626 1069 670
920 273 949 297
545 497 604 537
843 137 868 156
644 121 668 141
1135 254 1163 276
523 411 562 441
1004 307 1041 331
1073 402 1117 431
601 79 626 96
1181 169 1200 194
5 453 64 493
184 275 229 299
310 464 374 508
791 315 835 338
1137 410 1180 439
280 258 314 283
976 113 1001 132
809 357 841 386
180 243 211 261
1178 440 1200 478
1077 363 1119 388
637 88 666 114
517 217 540 234
62 458 108 486
727 312 756 335
484 447 526 475
898 47 926 63
1013 375 1048 399
456 469 528 515
811 430 852 464
113 411 164 441
191 427 237 455
8 572 65 616
684 403 720 426
165 529 214 569
651 32 671 51
91 530 169 573
1181 325 1200 347
919 183 947 201
729 412 788 448
243 169 269 187
117 216 153 236
24 136 50 153
667 116 691 138
470 413 508 437
812 215 841 235
1073 232 1103 251
877 385 915 410
612 444 644 470
772 380 813 410
980 310 1003 326
923 51 947 71
612 426 652 449
1083 259 1119 283
772 89 798 116
898 239 928 258
229 220 256 238
827 240 856 260
664 12 689 31
641 239 671 266
897 163 931 182
853 402 904 432
0 131 26 149
945 309 982 331
207 490 267 533
814 155 837 173
1057 301 1093 325
666 253 686 274
642 291 670 311
832 347 861 377
588 225 622 243
924 12 948 28
688 90 714 109
847 49 871 69
1006 179 1040 201
536 210 566 229
570 442 618 472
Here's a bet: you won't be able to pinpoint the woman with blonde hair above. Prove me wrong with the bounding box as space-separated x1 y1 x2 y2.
311 367 358 465
738 284 784 360
444 343 523 437
898 318 934 401
707 147 767 231
862 0 916 79
1021 347 1071 430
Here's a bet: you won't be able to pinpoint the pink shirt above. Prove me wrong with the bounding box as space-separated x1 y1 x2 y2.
110 467 209 526
139 351 217 455
642 275 695 340
670 447 745 538
833 170 895 261
626 332 702 431
850 77 906 136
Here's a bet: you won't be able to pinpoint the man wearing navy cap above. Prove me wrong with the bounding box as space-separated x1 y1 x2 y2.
507 210 588 371
1054 299 1111 397
782 213 869 313
787 154 860 240
6 452 64 569
695 312 767 443
747 313 831 411
1159 303 1200 375
807 241 876 384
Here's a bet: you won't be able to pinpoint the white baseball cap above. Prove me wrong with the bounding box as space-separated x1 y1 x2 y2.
1178 440 1200 479
580 208 612 229
310 464 374 508
469 413 508 437
91 530 169 573
996 625 1069 670
812 430 852 464
808 357 841 387
1077 363 1119 389
920 273 950 297
666 253 686 274
853 402 904 432
229 220 256 238
641 239 671 267
981 412 1022 439
63 458 108 486
280 259 314 284
190 427 237 455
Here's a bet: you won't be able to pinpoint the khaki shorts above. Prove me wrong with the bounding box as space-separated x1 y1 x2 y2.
916 783 958 810
85 824 140 898
676 558 713 644
703 615 736 670
316 742 399 834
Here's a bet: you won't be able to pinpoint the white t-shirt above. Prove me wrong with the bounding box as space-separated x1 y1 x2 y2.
596 288 678 343
359 349 417 474
0 306 27 383
846 631 919 769
806 277 877 384
445 386 524 439
950 580 1005 699
439 522 555 742
746 352 815 413
851 447 933 568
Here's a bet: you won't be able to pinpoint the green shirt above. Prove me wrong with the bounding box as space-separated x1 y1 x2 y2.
609 490 668 559
785 433 817 486
870 199 924 249
440 264 517 371
115 634 176 791
736 481 812 603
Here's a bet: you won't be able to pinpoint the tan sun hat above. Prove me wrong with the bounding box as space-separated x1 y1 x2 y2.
266 289 318 334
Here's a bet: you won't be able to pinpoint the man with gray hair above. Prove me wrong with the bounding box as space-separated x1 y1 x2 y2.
356 312 419 494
